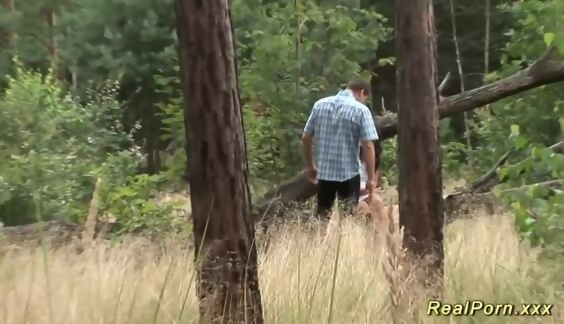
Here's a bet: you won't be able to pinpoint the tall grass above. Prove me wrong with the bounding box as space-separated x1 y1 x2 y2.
1 213 562 323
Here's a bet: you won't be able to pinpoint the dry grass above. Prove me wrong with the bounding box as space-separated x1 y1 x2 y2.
1 212 563 323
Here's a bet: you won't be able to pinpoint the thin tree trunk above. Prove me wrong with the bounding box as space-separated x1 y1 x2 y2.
174 1 264 323
396 0 444 270
294 0 301 102
43 7 58 76
2 0 16 60
484 0 492 113
293 0 302 172
448 0 472 152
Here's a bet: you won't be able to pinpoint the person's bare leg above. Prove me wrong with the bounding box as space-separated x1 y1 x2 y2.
358 200 370 219
365 191 385 229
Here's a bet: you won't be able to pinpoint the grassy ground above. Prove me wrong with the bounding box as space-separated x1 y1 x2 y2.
0 212 562 323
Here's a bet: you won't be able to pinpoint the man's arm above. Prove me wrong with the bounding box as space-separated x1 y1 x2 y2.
302 107 318 168
361 140 376 181
302 133 315 168
359 108 379 182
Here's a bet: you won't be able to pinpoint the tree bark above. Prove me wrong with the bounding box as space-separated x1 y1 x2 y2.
255 46 564 218
448 0 472 151
2 0 16 52
175 1 264 323
484 0 492 114
396 0 444 267
42 7 59 77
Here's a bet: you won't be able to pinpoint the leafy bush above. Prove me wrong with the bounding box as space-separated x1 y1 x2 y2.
96 151 188 236
463 1 564 179
496 124 564 253
154 66 187 190
0 64 131 225
0 64 186 235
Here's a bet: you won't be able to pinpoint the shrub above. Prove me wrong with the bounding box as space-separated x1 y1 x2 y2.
0 63 186 235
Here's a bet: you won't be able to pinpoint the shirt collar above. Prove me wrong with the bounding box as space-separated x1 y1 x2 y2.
336 89 354 98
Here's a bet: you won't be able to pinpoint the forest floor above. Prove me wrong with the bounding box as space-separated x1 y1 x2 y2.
1 198 563 323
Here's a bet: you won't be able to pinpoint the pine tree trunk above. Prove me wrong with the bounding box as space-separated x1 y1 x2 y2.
396 0 445 270
2 0 16 53
42 7 58 76
174 1 264 323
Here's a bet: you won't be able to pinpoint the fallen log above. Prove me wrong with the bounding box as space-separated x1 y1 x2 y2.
255 47 564 218
3 180 560 245
444 179 563 223
1 219 82 244
0 219 117 248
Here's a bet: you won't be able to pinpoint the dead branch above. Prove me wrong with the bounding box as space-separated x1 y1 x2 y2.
444 179 563 223
469 150 513 193
438 72 452 94
448 0 472 150
376 46 564 139
470 140 564 193
82 178 102 245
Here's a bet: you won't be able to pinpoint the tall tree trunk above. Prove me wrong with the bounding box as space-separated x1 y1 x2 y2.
396 0 444 270
2 0 16 52
484 0 492 114
42 7 58 77
174 1 264 323
448 0 472 154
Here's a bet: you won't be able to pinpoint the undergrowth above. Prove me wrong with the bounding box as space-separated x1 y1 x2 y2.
1 211 562 323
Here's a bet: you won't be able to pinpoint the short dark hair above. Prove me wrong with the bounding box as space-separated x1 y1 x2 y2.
347 77 371 97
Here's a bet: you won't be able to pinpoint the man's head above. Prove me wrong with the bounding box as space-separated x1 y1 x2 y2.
346 77 371 103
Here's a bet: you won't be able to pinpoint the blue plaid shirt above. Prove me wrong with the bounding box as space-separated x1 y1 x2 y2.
304 89 379 182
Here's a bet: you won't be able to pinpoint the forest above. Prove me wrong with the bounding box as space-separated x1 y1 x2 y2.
0 0 563 323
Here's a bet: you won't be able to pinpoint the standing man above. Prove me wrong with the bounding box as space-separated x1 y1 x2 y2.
301 77 379 219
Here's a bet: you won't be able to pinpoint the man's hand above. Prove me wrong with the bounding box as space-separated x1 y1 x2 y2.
306 165 317 184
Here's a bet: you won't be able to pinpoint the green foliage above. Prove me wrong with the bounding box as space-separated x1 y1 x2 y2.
57 0 177 92
0 64 185 235
236 1 392 182
500 0 564 56
0 0 56 80
378 136 398 185
97 154 188 236
496 125 564 252
154 66 186 189
0 63 130 225
1 0 563 248
153 1 392 189
434 0 564 253
461 0 564 179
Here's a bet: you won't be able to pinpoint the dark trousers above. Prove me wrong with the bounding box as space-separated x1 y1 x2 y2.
316 175 361 219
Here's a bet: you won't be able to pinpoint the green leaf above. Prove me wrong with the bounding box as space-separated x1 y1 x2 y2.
513 136 528 150
544 32 555 47
558 42 564 55
510 124 520 136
